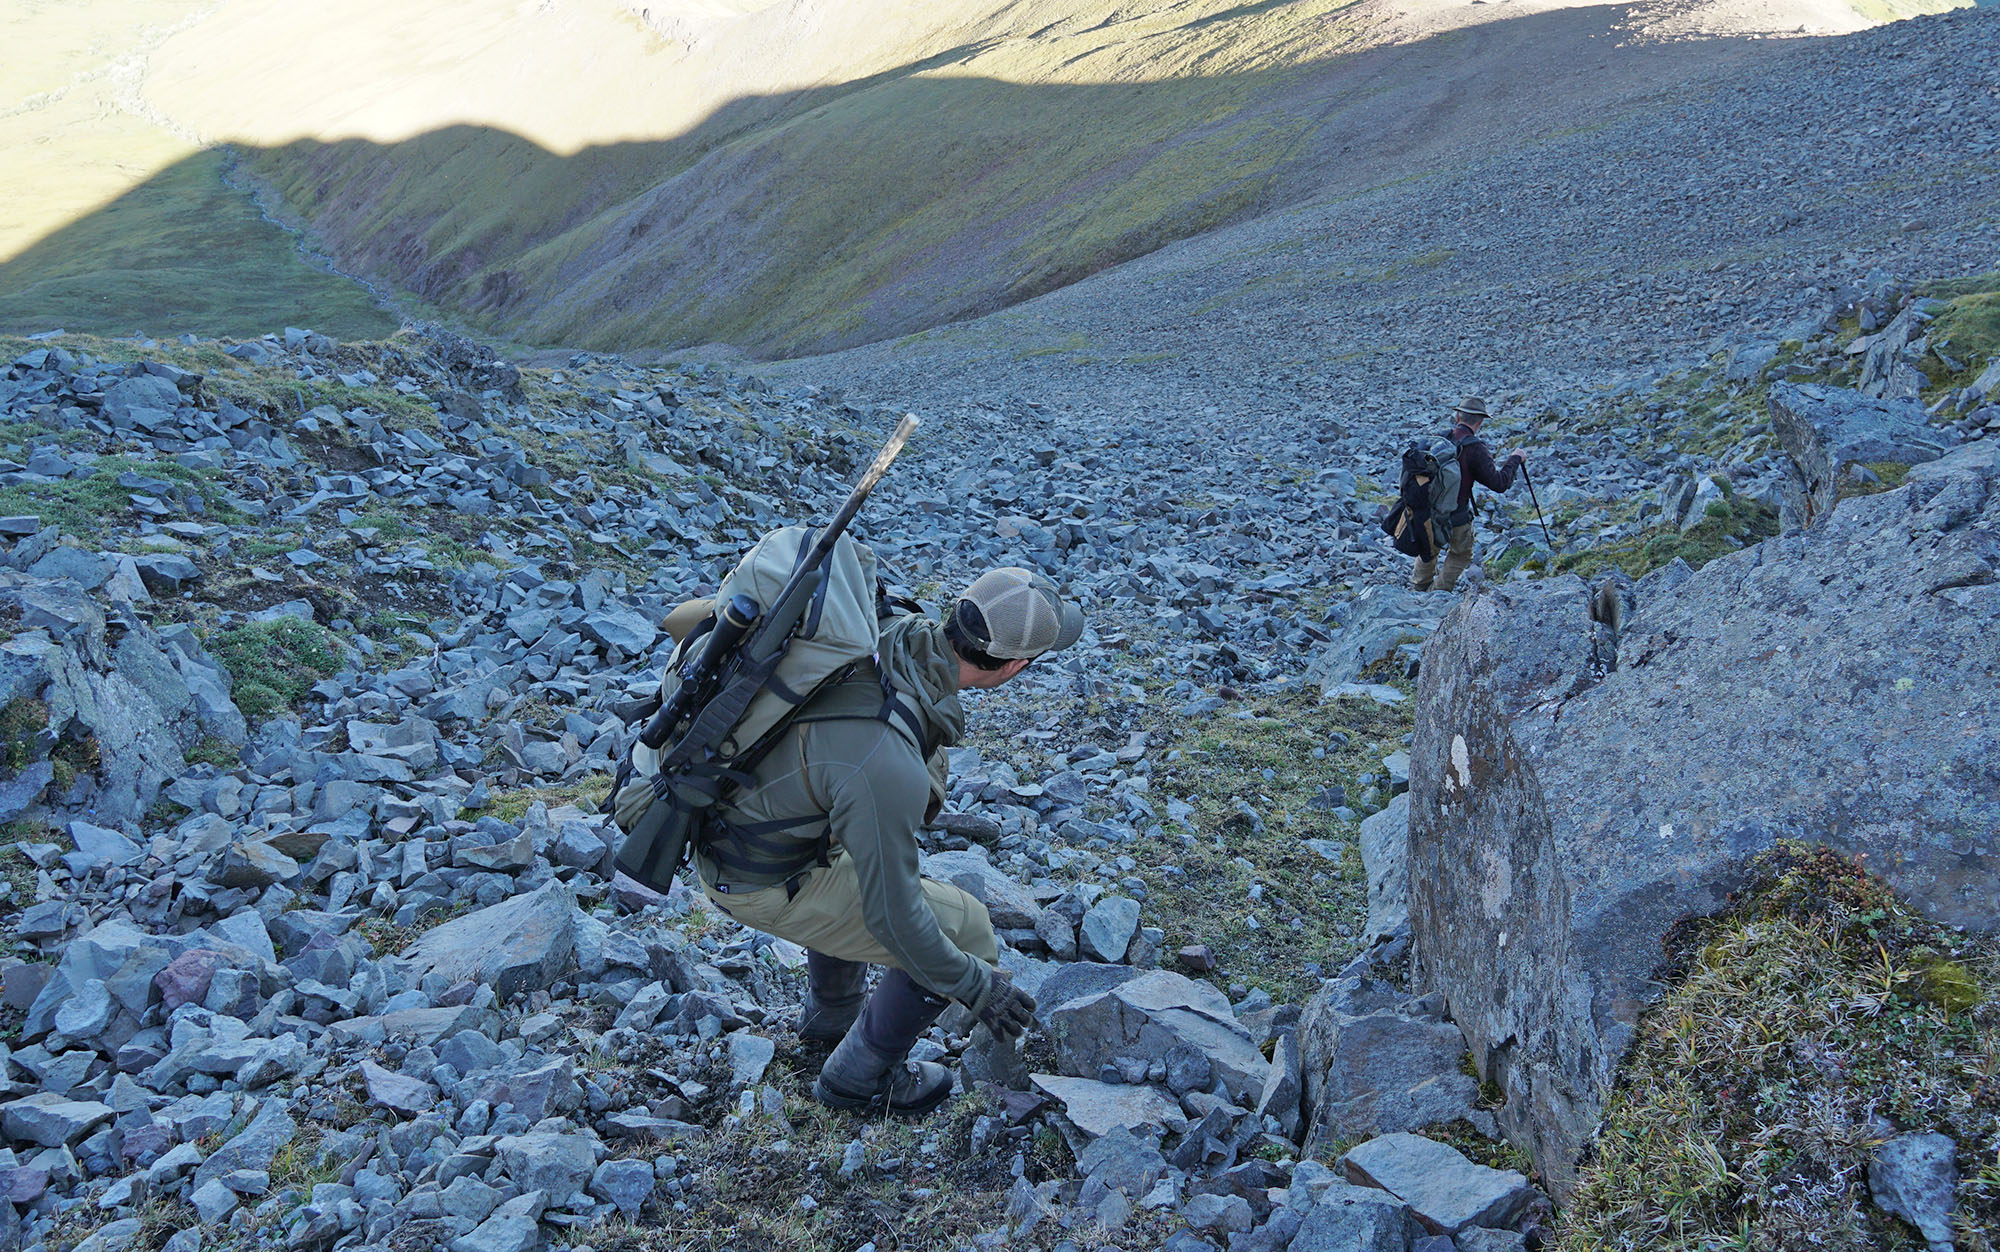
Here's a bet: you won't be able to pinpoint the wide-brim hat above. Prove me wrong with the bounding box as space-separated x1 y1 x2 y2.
1454 396 1491 420
955 568 1085 660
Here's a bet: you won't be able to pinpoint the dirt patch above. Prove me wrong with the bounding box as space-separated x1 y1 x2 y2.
293 435 381 473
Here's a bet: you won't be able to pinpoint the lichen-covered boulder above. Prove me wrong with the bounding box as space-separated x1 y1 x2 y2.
1407 445 1999 1197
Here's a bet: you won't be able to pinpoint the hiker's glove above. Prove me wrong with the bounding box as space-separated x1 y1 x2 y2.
970 969 1037 1043
1507 450 1527 464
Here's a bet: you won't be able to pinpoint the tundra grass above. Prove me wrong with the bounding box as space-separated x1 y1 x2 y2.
1556 844 2000 1252
1541 497 1782 582
0 454 233 545
208 0 1368 358
1121 680 1407 1006
206 617 344 722
587 1081 1142 1252
0 147 396 342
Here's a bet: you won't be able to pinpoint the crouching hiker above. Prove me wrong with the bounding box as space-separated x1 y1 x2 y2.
691 568 1084 1115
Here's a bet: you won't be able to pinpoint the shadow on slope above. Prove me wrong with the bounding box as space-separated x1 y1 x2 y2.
0 5 1816 354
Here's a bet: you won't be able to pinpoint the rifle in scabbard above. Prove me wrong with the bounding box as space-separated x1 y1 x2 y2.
614 413 920 888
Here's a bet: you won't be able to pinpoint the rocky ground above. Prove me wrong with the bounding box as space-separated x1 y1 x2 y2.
0 6 1996 1250
0 229 1995 1252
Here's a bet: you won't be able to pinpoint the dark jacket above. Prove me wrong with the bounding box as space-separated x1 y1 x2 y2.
1449 423 1519 520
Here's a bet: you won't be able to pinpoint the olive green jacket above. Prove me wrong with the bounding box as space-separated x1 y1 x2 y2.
695 616 984 1005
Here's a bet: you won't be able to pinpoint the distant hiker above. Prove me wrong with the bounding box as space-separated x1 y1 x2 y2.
1407 396 1527 592
693 567 1083 1116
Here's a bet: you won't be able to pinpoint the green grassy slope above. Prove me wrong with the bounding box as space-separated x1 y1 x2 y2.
184 0 1375 358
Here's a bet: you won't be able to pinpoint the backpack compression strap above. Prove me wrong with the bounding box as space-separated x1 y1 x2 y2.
701 660 928 883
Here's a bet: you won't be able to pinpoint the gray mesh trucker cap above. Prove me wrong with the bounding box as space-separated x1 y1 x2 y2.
956 568 1086 659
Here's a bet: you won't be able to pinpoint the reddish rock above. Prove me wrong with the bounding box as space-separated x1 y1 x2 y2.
1176 944 1217 973
154 949 226 1012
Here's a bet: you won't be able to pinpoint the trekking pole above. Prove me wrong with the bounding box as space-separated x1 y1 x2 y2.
1520 461 1559 554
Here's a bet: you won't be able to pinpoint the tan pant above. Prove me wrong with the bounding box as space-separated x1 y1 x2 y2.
1411 521 1476 591
698 850 999 971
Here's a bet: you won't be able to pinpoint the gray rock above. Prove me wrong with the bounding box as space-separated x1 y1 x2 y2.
1075 1125 1167 1196
190 1098 295 1191
494 1131 598 1199
1289 1181 1419 1252
100 374 182 422
68 821 144 871
589 1157 656 1218
1257 1028 1304 1141
1181 1191 1255 1233
1043 969 1270 1104
133 554 201 594
1868 1131 1958 1248
1768 383 1950 524
1034 962 1143 1015
454 829 534 872
0 1093 116 1146
190 1177 239 1224
361 1059 440 1114
476 1058 581 1122
1030 1074 1186 1140
1457 1229 1529 1252
400 881 580 999
579 608 658 655
921 849 1046 929
52 978 114 1039
1408 463 2000 1196
728 1031 777 1089
1359 792 1411 944
439 1174 505 1222
1300 1000 1480 1142
1307 585 1448 690
210 839 299 888
73 1216 146 1252
1079 895 1141 963
1340 1133 1536 1235
449 1190 546 1252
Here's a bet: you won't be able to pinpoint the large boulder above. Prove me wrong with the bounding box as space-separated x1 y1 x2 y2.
1406 450 1999 1197
399 882 582 999
1767 383 1951 524
1042 969 1271 1103
1307 585 1448 691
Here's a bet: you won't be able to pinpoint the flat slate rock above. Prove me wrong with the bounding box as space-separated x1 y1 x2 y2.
400 882 579 1000
1030 1074 1185 1140
1340 1132 1536 1235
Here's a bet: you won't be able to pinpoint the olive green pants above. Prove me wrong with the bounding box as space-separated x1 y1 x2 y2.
1411 521 1476 591
697 850 998 975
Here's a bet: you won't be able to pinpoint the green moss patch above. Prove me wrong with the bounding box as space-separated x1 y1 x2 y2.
1139 684 1411 1005
1550 498 1781 582
1556 843 2000 1251
0 698 47 776
0 454 232 545
207 618 344 721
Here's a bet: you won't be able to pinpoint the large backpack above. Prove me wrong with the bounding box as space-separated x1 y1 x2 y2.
1380 434 1466 559
609 526 900 890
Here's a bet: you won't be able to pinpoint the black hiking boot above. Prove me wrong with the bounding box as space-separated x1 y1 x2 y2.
812 969 953 1116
